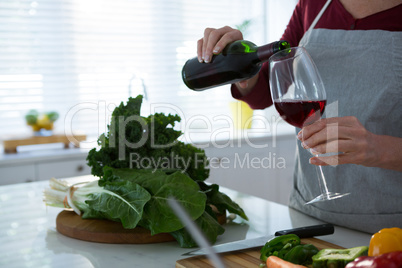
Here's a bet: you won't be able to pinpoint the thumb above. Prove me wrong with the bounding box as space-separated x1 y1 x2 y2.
237 80 249 89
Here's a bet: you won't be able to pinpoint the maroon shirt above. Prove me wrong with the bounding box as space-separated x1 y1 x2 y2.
232 0 402 109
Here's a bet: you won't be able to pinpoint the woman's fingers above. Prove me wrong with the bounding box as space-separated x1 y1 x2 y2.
197 26 243 63
201 27 216 62
197 27 215 62
197 38 205 62
300 125 342 150
309 139 352 155
301 116 379 167
299 117 368 149
297 119 327 140
309 155 340 166
212 26 243 53
310 151 367 166
298 116 359 141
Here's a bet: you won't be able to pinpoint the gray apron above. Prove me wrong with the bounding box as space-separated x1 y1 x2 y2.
289 0 402 233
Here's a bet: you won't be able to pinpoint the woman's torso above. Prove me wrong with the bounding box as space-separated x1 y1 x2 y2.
287 0 402 233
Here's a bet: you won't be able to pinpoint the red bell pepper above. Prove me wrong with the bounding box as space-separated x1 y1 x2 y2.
345 251 402 268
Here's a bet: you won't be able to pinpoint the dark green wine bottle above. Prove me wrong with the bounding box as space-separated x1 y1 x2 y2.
182 40 290 91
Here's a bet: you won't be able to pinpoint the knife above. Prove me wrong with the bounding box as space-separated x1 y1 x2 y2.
182 223 334 256
168 198 225 268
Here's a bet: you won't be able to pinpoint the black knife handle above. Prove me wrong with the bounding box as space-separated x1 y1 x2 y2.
275 223 334 238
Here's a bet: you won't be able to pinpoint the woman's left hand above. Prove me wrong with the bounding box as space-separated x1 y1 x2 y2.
297 116 379 167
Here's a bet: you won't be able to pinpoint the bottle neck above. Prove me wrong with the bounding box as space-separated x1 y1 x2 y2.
256 41 289 63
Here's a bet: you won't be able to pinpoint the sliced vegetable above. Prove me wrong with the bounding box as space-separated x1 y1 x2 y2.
312 246 369 268
266 256 307 268
260 234 301 262
284 244 319 265
368 227 402 257
345 251 402 268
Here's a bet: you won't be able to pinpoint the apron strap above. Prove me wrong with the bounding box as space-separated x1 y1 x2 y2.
307 0 332 32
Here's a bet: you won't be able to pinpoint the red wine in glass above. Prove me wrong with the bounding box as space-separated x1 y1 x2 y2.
274 100 326 128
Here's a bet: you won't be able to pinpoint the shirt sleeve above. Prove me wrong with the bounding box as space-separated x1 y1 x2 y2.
231 0 306 109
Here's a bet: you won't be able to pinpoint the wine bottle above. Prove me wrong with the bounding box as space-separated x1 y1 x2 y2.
182 40 290 91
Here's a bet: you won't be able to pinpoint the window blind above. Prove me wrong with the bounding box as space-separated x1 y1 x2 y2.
0 0 297 145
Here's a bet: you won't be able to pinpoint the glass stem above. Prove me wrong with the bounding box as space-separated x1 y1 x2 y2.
314 158 330 196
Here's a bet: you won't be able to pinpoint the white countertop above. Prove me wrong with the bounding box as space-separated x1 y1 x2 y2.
0 175 372 268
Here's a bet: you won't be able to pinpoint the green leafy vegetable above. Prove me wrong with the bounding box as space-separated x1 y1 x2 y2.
44 95 248 248
102 167 207 234
87 95 209 181
44 178 151 229
198 181 248 220
170 208 225 248
84 180 151 228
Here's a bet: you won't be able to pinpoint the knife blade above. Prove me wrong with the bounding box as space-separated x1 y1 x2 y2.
183 223 334 256
168 197 225 268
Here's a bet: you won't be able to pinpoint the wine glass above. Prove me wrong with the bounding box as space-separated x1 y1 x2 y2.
269 47 349 204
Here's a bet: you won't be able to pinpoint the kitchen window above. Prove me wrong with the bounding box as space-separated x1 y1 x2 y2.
0 0 297 146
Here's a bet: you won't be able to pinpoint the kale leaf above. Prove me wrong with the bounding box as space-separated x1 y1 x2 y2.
87 95 209 181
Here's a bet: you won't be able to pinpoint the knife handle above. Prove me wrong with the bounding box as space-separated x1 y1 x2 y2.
275 223 334 238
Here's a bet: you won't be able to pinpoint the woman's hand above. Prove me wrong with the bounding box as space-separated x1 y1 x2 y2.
197 26 243 63
297 116 402 171
197 26 257 93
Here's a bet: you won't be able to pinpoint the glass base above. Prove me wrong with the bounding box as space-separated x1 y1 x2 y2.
305 192 350 205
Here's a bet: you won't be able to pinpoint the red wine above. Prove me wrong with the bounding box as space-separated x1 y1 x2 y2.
182 40 290 91
274 100 326 128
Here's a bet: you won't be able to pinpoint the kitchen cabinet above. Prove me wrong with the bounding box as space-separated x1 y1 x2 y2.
36 159 92 181
193 127 297 205
0 163 36 184
0 148 91 185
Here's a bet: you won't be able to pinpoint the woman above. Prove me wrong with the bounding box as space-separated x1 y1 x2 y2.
198 0 402 233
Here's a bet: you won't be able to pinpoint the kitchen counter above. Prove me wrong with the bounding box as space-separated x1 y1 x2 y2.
0 175 371 268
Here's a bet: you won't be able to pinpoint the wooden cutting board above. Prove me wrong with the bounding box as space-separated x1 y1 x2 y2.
3 134 87 153
56 210 175 244
176 237 344 268
56 210 226 244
